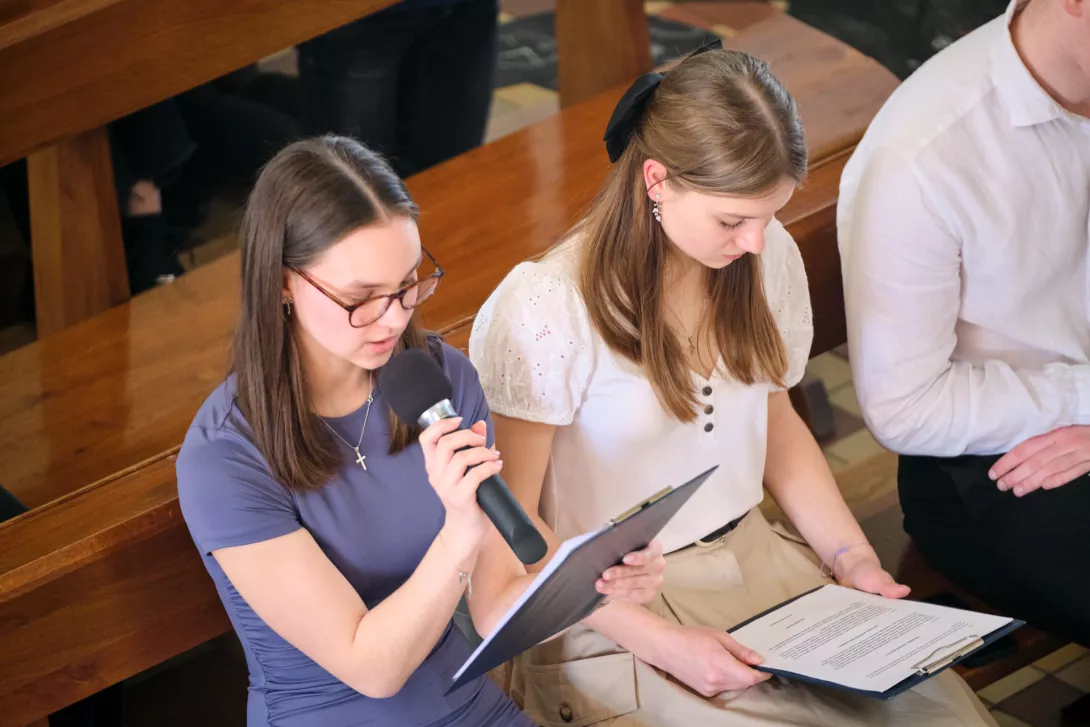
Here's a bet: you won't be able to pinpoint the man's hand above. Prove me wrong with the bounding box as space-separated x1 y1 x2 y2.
990 425 1090 497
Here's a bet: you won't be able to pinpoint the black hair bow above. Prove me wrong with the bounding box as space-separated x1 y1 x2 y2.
602 36 725 163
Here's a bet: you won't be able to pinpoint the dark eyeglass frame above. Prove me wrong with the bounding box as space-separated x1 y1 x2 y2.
288 248 445 328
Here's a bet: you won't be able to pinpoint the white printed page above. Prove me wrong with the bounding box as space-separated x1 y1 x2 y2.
730 585 1013 693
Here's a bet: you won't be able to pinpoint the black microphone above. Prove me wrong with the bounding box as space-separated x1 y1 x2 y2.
379 348 549 565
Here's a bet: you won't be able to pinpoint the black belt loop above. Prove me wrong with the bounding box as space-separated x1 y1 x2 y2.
693 510 750 548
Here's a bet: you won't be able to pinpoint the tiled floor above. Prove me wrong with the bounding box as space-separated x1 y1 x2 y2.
982 644 1090 726
4 1 1085 725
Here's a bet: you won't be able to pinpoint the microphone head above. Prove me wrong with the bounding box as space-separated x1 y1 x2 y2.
379 347 455 425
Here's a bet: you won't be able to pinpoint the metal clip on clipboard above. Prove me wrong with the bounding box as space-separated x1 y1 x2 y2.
610 486 672 526
911 635 985 676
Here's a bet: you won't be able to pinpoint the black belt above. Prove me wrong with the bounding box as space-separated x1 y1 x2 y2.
691 510 749 548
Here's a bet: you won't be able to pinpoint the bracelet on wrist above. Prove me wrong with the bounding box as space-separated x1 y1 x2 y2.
438 531 473 599
820 542 870 579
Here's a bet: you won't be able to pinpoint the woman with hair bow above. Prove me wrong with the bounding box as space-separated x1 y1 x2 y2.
469 42 995 726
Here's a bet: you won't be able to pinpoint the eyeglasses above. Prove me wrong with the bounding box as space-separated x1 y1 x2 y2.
289 248 444 328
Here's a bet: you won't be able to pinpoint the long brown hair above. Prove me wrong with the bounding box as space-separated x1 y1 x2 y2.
577 49 807 421
231 136 427 491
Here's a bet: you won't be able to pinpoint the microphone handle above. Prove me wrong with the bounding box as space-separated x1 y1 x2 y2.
474 472 549 565
420 402 548 565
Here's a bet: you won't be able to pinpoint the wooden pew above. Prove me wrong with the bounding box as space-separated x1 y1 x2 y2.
0 14 895 513
0 455 228 727
0 0 651 336
2 0 394 336
0 14 899 725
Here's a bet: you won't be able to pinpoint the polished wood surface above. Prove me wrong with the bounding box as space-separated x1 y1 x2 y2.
2 0 402 334
0 257 240 510
0 12 897 512
783 149 852 357
28 126 130 336
443 320 472 354
0 0 124 51
555 0 652 109
0 0 399 165
0 15 899 724
0 455 230 727
1 0 664 334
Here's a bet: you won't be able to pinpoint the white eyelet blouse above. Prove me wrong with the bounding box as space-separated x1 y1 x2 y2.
468 219 813 554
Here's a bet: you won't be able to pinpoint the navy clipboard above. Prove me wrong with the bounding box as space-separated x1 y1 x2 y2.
447 465 718 694
727 587 1026 700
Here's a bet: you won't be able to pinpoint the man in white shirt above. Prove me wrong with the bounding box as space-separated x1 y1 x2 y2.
838 0 1090 649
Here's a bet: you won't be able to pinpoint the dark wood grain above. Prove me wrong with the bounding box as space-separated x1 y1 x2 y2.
2 0 407 336
0 257 240 510
555 0 652 109
27 126 129 335
0 0 124 51
442 321 472 354
0 0 399 165
0 456 231 727
782 149 852 358
1 0 663 334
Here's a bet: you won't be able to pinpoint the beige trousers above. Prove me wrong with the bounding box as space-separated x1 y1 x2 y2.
508 510 996 727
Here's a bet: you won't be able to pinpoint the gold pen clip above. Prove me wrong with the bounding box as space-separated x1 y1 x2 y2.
911 635 984 675
610 486 672 525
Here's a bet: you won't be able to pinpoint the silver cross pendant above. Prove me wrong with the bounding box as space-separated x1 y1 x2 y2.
353 446 367 471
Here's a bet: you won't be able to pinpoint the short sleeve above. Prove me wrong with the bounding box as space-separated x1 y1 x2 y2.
469 261 595 426
176 429 301 555
762 219 814 390
440 341 495 448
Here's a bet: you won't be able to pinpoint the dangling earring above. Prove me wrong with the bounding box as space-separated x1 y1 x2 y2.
652 193 662 223
282 298 293 318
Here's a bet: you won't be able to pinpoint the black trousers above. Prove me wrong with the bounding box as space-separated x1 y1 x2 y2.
899 454 1090 647
297 0 499 178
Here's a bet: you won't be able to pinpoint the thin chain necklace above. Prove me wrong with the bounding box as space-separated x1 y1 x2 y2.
319 374 374 471
669 293 710 355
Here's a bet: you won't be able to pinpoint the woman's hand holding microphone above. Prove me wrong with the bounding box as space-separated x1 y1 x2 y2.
419 418 501 574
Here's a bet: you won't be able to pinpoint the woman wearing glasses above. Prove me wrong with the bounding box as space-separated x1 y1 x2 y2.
175 136 664 727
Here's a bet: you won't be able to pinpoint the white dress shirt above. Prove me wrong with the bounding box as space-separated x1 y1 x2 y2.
469 221 812 554
838 0 1090 457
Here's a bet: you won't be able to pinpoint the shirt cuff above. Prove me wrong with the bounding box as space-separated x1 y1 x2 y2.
1073 368 1090 426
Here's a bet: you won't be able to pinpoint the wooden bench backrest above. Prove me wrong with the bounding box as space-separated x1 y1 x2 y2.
0 13 897 514
0 0 399 165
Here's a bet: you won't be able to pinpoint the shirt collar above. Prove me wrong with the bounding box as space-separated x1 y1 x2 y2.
990 0 1065 127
